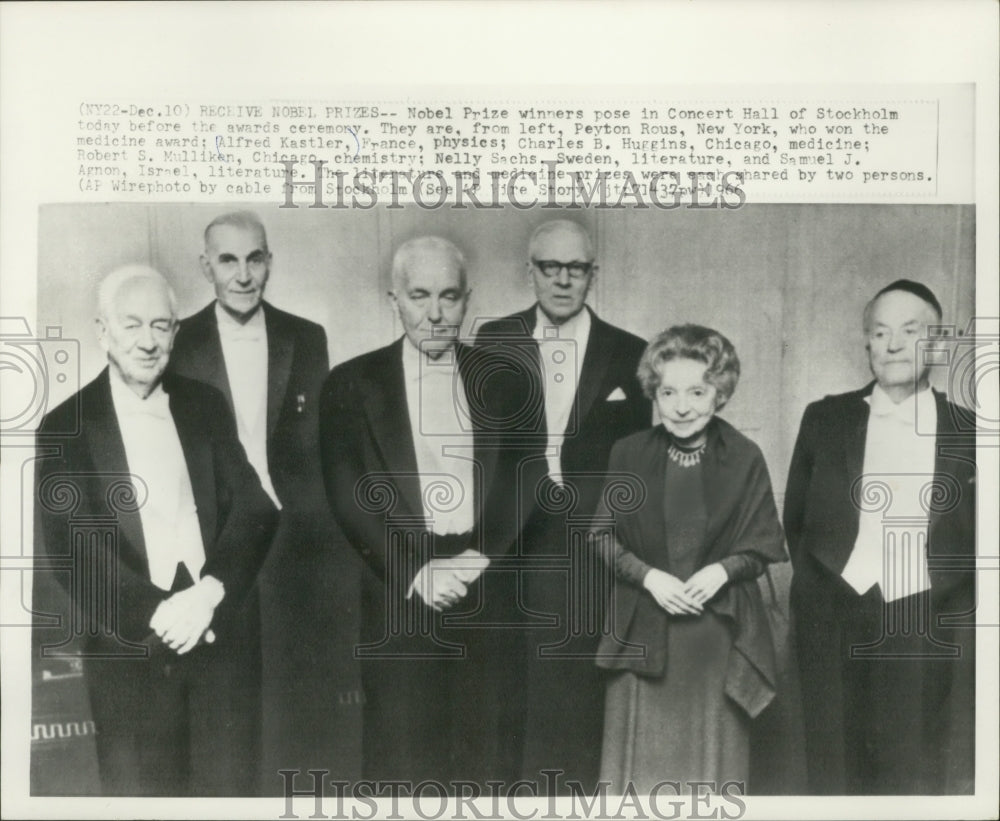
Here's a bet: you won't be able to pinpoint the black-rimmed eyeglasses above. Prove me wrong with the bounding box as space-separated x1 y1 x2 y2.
531 259 594 279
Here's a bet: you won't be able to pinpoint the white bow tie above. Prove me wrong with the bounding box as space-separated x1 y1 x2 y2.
869 392 917 425
118 391 171 419
221 327 263 343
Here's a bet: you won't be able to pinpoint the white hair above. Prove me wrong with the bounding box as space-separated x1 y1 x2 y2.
96 265 178 321
204 210 269 252
527 219 594 260
390 236 467 292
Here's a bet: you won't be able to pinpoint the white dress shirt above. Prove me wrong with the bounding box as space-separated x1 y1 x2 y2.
533 305 591 485
215 303 280 508
401 339 475 535
842 384 937 601
109 369 206 591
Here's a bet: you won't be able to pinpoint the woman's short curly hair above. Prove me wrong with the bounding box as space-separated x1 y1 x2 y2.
638 324 741 409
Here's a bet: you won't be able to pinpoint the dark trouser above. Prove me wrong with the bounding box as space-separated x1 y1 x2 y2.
792 558 975 795
258 510 363 794
361 655 502 789
361 656 459 786
86 624 261 796
358 559 522 790
517 503 608 795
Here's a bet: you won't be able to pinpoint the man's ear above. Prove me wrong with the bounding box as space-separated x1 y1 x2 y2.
459 289 473 325
95 317 109 352
199 253 213 283
526 261 539 294
581 265 597 300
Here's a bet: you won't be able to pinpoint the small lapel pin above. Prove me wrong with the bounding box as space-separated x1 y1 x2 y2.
296 393 306 413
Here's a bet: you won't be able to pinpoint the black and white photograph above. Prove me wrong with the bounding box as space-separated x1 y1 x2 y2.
22 201 982 798
1 3 997 820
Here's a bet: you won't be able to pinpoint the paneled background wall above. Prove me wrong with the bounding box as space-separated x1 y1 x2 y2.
38 202 974 499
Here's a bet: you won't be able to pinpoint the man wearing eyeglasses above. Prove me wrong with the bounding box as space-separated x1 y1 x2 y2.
169 211 345 792
476 219 649 793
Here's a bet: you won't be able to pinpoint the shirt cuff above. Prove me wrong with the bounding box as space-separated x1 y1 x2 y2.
454 548 491 582
198 575 226 608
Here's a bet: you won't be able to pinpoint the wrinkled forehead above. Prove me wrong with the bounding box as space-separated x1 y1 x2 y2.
530 227 593 262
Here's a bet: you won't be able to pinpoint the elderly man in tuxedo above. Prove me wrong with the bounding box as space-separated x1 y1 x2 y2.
171 211 329 513
475 220 650 792
35 266 277 795
784 279 976 794
320 236 525 787
169 211 350 788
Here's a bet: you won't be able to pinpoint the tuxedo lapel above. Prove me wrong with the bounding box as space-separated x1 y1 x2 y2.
263 303 293 441
573 310 613 432
520 309 545 434
363 340 423 519
843 384 873 499
166 376 218 556
932 389 961 444
186 304 235 415
457 343 496 509
82 370 149 572
929 388 975 536
523 303 613 433
513 306 538 337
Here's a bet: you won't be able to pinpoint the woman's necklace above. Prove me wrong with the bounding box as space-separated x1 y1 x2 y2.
667 440 706 467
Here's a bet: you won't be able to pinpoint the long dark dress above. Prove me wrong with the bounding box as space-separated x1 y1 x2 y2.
600 440 760 794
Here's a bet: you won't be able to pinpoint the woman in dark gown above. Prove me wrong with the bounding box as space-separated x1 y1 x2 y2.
594 324 787 795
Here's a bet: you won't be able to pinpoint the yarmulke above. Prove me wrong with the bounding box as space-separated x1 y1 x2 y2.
872 279 943 317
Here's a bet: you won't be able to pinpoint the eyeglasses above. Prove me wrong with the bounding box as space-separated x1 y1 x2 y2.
531 259 594 279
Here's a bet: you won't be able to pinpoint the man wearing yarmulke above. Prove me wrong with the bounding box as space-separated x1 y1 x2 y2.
784 279 975 794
